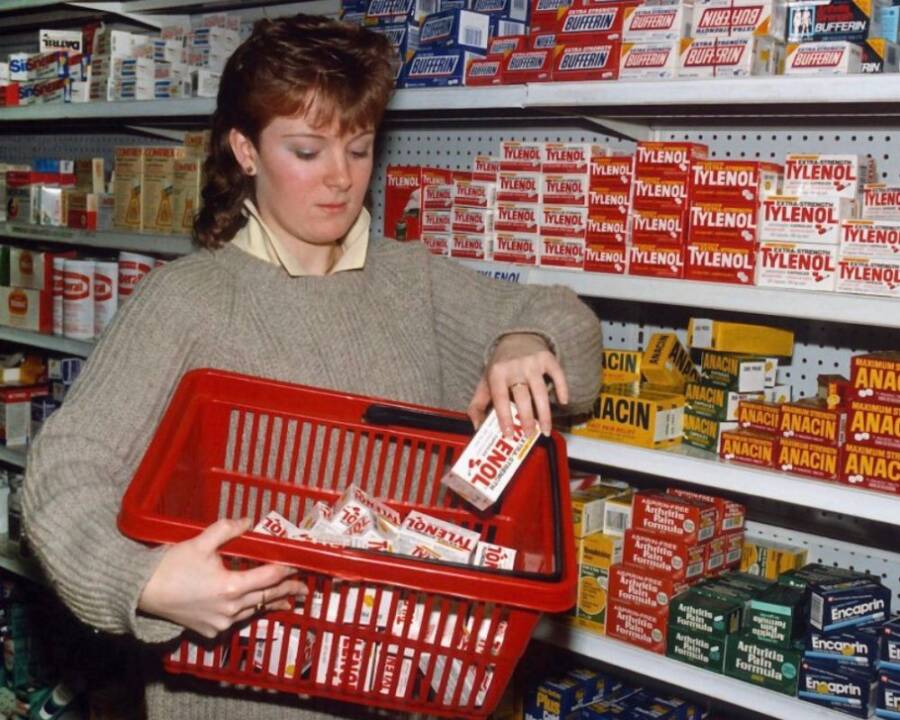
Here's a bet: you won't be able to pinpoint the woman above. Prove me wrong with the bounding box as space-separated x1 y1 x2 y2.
24 13 602 719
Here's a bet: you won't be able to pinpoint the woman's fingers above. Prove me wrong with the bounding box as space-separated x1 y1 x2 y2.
510 381 536 436
466 376 491 430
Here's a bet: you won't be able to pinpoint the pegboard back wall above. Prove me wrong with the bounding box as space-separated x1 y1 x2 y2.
0 132 177 169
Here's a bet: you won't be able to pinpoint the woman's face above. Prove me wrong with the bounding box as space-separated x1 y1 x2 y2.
237 111 375 248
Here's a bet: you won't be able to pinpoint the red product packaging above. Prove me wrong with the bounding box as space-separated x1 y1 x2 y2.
422 167 453 186
0 84 19 107
540 236 585 269
540 204 587 238
723 530 744 570
494 202 540 234
608 563 690 611
451 206 493 235
384 165 422 241
705 535 727 575
632 490 718 544
487 35 528 57
422 232 450 256
590 155 633 189
530 0 574 34
551 41 621 82
623 528 706 582
634 141 709 173
584 242 629 273
450 233 490 260
422 209 452 233
841 443 900 494
688 202 758 244
684 240 757 285
542 173 589 206
493 232 540 265
737 399 782 435
423 183 453 210
501 49 553 83
465 57 504 85
587 208 630 245
719 429 777 468
848 399 900 451
779 398 847 447
667 487 746 535
631 173 690 212
691 160 783 205
588 185 630 213
558 5 628 39
606 599 668 654
499 141 544 173
453 178 495 209
472 155 499 182
543 142 598 174
628 242 685 278
776 437 841 481
851 353 900 407
630 206 688 245
496 171 542 204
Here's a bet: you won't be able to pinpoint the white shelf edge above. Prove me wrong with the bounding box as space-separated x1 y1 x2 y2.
564 434 899 525
0 446 26 469
0 98 216 121
458 260 899 329
0 223 194 256
0 327 93 356
532 620 849 720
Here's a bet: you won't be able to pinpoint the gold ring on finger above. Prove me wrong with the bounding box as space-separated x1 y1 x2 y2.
509 381 528 390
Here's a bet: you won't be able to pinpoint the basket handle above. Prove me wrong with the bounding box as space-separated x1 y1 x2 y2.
363 404 474 436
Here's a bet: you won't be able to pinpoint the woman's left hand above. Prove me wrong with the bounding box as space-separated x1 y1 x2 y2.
467 333 569 438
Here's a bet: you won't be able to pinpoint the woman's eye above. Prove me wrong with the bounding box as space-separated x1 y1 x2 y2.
350 147 372 159
294 150 318 160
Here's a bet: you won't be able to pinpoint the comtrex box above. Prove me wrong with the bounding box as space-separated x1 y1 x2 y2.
573 383 685 449
809 579 892 634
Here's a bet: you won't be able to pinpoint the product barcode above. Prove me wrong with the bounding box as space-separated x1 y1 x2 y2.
498 21 520 36
687 561 704 578
810 593 824 629
723 517 741 530
606 511 627 532
464 28 484 47
512 0 527 13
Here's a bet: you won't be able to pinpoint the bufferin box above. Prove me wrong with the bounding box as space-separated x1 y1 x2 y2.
784 40 862 73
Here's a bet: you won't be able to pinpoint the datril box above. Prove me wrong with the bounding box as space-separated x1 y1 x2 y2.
760 196 855 244
677 36 784 77
571 383 685 449
585 242 629 273
540 205 588 238
587 208 630 245
837 255 900 298
619 41 681 79
492 232 539 265
542 173 589 206
634 141 709 173
786 0 882 42
551 41 621 82
609 564 690 611
841 442 900 493
629 242 686 279
783 153 865 200
692 0 787 40
589 155 633 190
632 490 717 544
719 429 777 468
776 436 841 480
607 599 668 653
863 184 900 221
848 400 900 451
841 220 900 258
631 207 688 245
686 241 757 284
496 171 542 203
757 242 839 291
784 40 862 73
738 398 782 433
494 202 540 233
851 352 900 406
779 398 846 446
691 160 783 206
539 236 585 269
623 528 706 582
624 2 694 42
501 48 553 82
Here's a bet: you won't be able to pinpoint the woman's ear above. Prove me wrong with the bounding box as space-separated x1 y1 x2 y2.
229 128 258 176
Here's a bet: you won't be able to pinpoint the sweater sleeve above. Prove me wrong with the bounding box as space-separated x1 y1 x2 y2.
23 257 228 644
428 255 602 414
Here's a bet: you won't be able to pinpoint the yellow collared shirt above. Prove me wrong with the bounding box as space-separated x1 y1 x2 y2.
231 199 370 276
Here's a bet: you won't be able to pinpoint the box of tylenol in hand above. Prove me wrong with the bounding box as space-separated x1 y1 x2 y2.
442 403 540 510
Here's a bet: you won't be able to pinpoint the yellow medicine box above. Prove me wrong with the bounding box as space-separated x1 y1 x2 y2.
571 485 626 538
740 539 808 580
641 333 699 389
573 384 685 450
688 318 795 358
574 532 623 636
601 349 642 386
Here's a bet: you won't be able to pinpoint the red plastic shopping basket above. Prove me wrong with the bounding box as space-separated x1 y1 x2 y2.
119 369 577 718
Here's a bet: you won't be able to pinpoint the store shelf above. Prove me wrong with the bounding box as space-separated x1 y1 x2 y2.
0 98 217 122
0 223 193 256
0 447 26 469
0 535 42 584
564 433 899 525
532 621 847 720
459 260 899 329
0 327 93 356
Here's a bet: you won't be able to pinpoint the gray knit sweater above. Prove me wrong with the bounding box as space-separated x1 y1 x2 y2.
23 240 602 719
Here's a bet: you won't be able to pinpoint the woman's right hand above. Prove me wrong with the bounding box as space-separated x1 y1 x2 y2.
138 518 307 639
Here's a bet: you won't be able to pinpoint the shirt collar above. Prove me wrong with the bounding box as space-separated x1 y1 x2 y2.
231 198 370 276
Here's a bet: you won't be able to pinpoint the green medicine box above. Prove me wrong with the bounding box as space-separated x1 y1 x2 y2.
724 632 802 696
699 351 767 393
669 589 743 638
746 584 806 648
666 626 726 673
